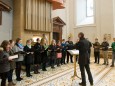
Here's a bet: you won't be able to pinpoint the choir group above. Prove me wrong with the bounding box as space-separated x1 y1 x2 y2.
0 33 115 86
0 34 75 86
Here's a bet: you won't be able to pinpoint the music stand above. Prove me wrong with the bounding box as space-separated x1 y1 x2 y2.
67 50 81 80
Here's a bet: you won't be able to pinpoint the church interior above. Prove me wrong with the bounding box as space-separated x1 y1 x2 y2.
0 0 115 86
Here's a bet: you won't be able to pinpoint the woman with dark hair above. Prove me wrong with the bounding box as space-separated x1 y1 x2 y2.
33 38 41 74
8 40 16 86
48 39 57 69
0 40 12 86
13 38 24 81
24 39 34 77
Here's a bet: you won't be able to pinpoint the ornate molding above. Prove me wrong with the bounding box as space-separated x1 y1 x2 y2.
0 1 12 11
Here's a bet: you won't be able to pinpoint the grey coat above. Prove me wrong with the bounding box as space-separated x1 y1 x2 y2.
0 51 10 73
13 45 24 62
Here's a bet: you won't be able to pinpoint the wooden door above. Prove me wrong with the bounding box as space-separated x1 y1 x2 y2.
53 32 59 42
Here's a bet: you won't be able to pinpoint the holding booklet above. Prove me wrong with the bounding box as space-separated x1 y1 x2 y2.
9 55 18 60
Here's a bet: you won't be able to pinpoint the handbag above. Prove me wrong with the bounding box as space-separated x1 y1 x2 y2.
57 53 62 58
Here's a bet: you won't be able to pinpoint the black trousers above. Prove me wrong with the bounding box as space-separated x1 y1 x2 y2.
67 51 73 63
42 61 46 70
57 58 61 66
94 52 100 63
88 49 91 63
8 69 13 82
50 58 55 68
16 61 22 79
0 72 8 86
79 64 93 84
61 51 66 64
25 64 31 76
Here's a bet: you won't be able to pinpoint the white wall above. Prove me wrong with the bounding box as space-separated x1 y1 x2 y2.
74 0 114 44
77 0 87 24
0 11 13 44
52 0 73 41
0 0 13 44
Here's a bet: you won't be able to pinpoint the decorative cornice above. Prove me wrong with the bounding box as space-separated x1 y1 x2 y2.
0 1 12 11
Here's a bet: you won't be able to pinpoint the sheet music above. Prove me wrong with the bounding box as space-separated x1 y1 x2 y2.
67 50 79 55
9 55 18 60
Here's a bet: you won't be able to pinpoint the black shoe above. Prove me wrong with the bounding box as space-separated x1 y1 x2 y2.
57 65 60 67
90 82 93 85
20 77 23 80
61 63 63 65
51 66 55 69
26 75 30 77
29 74 32 77
16 78 23 81
16 78 21 81
110 65 114 67
79 82 86 86
102 63 106 65
42 69 47 71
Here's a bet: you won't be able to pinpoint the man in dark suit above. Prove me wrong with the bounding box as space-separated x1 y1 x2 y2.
77 32 93 86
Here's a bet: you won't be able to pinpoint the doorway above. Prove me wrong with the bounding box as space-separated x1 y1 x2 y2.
53 32 59 42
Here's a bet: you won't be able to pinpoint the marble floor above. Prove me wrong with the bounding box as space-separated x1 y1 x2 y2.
2 58 115 86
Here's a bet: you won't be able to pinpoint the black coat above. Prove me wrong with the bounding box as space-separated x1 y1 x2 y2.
24 45 34 65
101 41 109 51
34 43 41 64
66 41 74 50
76 38 90 65
41 45 48 63
48 45 57 60
0 51 10 73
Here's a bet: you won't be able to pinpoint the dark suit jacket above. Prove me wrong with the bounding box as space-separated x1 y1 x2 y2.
77 38 90 65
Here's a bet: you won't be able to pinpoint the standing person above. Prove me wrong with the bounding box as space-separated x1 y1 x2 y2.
0 40 12 86
77 32 93 86
56 41 62 67
8 40 16 86
93 38 100 64
24 40 34 77
86 39 92 59
61 39 67 64
40 39 48 71
48 39 57 69
34 38 41 74
13 38 24 81
41 34 48 44
66 37 74 63
110 38 115 67
101 38 109 65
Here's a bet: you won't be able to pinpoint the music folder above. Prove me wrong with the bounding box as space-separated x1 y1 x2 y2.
9 55 18 60
67 50 79 55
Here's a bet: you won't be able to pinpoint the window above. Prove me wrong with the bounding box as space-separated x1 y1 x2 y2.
86 0 94 17
76 0 94 26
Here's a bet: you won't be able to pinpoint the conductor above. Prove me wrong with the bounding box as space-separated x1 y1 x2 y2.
77 32 93 86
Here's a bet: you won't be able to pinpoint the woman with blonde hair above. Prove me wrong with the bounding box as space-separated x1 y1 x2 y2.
48 39 57 69
40 39 49 71
56 40 62 67
24 39 34 77
13 38 24 81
